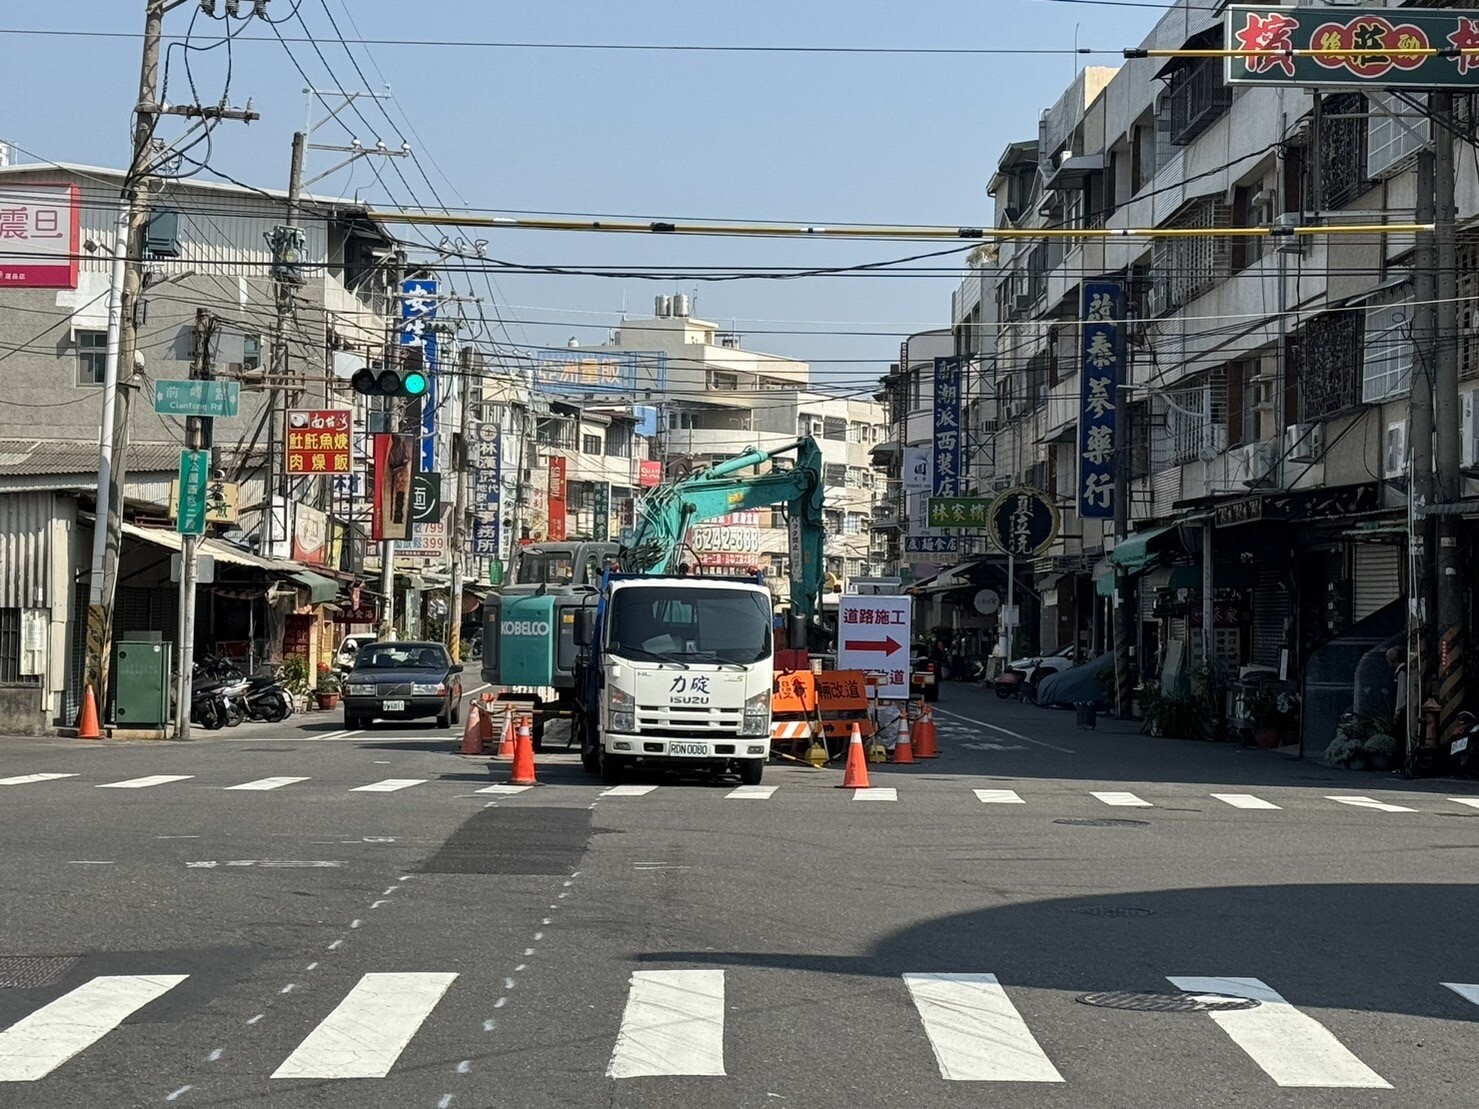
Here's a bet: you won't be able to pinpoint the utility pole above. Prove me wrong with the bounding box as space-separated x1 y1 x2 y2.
1409 142 1438 771
1432 90 1466 757
174 309 214 740
86 0 260 716
1112 376 1133 719
265 130 307 556
448 345 474 661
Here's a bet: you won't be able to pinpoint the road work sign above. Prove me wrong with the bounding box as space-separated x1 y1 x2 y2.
837 594 912 699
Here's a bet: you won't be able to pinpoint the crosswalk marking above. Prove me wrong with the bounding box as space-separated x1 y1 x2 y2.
0 773 77 786
477 784 533 796
1327 795 1417 813
350 779 427 793
1446 798 1479 810
853 787 897 802
974 788 1025 804
1166 976 1389 1088
725 785 776 799
270 972 458 1080
905 973 1063 1083
0 974 189 1082
1442 982 1479 1006
601 785 658 797
1211 793 1281 810
225 777 310 791
97 775 193 790
1091 791 1152 807
607 969 726 1078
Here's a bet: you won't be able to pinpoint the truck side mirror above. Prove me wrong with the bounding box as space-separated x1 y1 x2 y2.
574 608 595 648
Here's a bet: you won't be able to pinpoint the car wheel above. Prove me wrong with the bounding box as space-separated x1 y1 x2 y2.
343 713 356 730
924 683 940 703
600 748 623 785
450 698 460 725
532 714 545 753
436 708 452 730
739 759 764 786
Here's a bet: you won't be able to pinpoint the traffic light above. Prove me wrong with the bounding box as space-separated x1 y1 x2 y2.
352 350 429 399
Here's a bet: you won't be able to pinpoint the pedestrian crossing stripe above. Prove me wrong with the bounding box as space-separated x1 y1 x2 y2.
608 970 726 1078
97 775 194 790
1212 793 1282 810
271 973 458 1080
1091 791 1152 807
0 773 78 786
906 973 1062 1082
350 779 427 793
225 777 310 791
1327 795 1417 813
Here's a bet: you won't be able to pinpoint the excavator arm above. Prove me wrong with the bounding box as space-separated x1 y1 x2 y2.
621 437 825 619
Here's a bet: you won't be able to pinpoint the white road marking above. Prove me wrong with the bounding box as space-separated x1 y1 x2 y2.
0 974 189 1082
607 969 726 1078
600 785 658 797
1212 793 1282 810
852 787 898 802
225 777 310 791
1091 791 1152 807
904 973 1063 1083
725 785 777 799
476 784 532 796
1166 976 1389 1088
1442 982 1479 1007
1327 795 1417 813
271 972 459 1080
350 779 428 793
96 775 193 790
931 707 1076 753
0 773 78 786
1446 798 1479 810
973 788 1025 804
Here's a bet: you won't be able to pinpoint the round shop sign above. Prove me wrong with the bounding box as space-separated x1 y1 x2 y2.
987 487 1060 558
973 589 1001 616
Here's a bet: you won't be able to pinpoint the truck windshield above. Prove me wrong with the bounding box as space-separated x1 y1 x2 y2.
516 552 575 585
608 587 772 665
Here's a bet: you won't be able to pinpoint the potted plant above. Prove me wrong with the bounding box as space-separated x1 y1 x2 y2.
315 664 341 710
281 656 311 713
1248 685 1299 749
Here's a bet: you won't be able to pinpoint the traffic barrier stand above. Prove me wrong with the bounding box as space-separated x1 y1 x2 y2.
460 704 486 755
911 699 939 758
837 722 872 789
891 712 915 764
77 684 101 740
510 714 538 785
478 698 495 745
496 707 516 758
804 731 829 767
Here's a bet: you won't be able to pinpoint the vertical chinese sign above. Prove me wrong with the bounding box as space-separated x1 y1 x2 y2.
471 420 502 560
592 482 611 541
0 184 80 288
547 456 568 542
400 278 438 473
932 357 963 498
1078 281 1123 520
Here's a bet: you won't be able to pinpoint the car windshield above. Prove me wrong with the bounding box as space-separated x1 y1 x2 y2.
516 551 575 585
608 587 772 665
357 644 447 670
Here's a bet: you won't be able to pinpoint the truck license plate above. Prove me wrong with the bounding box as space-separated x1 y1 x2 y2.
669 742 707 757
382 700 405 712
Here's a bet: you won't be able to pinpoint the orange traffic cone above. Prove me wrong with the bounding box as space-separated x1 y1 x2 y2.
460 704 486 755
912 699 938 759
891 710 915 764
510 714 538 785
837 721 871 789
76 684 101 740
496 708 516 758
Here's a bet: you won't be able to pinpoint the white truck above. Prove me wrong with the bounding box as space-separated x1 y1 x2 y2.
573 574 775 785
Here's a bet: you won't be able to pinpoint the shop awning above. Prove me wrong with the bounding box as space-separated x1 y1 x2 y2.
1108 524 1181 576
292 570 339 604
1145 564 1203 593
1093 558 1115 598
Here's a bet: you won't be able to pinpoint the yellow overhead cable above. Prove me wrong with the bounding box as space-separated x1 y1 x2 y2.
1132 47 1479 59
368 210 1431 241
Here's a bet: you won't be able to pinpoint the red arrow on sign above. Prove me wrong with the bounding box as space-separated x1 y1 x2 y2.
844 636 902 655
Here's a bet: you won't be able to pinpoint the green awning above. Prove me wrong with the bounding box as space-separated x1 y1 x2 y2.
292 570 339 604
1108 524 1180 575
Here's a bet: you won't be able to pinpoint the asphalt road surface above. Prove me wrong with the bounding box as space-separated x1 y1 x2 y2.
3 684 1479 1108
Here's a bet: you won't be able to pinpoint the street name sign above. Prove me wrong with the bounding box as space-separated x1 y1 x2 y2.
176 450 211 536
154 380 240 418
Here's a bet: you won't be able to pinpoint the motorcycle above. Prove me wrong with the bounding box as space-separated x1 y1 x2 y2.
1448 712 1479 777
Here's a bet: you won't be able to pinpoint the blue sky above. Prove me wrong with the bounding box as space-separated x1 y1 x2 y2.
1 1 1159 391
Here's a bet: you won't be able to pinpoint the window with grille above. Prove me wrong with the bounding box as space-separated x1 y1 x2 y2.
825 510 844 533
1460 232 1479 382
604 428 631 458
1320 92 1371 210
581 433 602 455
1294 310 1362 419
1166 49 1232 146
0 609 27 683
799 413 823 438
709 370 739 391
1149 197 1232 316
844 513 865 535
76 331 107 386
822 416 848 441
1367 91 1429 180
1164 376 1229 465
1362 298 1414 403
824 463 847 486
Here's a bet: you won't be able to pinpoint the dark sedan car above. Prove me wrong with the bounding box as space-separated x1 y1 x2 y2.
342 641 464 729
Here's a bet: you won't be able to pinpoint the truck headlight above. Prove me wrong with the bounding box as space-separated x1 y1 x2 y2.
348 683 375 696
412 682 446 696
741 689 770 737
608 686 635 733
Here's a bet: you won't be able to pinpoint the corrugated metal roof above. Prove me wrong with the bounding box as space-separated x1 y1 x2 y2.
0 441 183 477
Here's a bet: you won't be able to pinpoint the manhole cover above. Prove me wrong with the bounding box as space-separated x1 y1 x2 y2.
1078 990 1259 1013
1054 818 1150 828
1071 906 1153 918
0 956 77 989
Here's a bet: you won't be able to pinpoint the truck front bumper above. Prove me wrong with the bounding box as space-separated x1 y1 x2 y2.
603 734 770 760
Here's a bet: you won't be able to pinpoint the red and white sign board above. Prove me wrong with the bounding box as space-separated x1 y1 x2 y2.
0 184 80 288
837 594 912 700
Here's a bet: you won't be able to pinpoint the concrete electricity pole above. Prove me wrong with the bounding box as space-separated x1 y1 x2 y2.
173 309 215 740
264 130 308 555
1409 144 1438 769
448 345 474 662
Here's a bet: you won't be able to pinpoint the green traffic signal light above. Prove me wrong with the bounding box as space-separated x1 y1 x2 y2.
401 370 428 397
350 367 431 398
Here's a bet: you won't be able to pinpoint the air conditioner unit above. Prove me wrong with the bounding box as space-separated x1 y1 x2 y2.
1463 391 1479 468
1012 294 1033 316
1251 373 1278 410
1247 441 1278 484
1284 421 1322 462
1383 419 1408 478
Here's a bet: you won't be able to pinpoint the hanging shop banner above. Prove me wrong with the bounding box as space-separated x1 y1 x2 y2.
286 409 351 475
0 184 80 288
472 517 500 558
927 496 993 528
411 473 441 525
905 536 959 555
903 446 932 493
988 487 1060 559
932 356 963 497
1225 7 1479 88
1078 281 1123 520
400 278 438 473
592 481 611 541
547 455 568 542
637 459 663 487
291 503 328 566
370 433 416 541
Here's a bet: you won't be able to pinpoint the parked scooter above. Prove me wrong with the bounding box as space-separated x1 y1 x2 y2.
1448 712 1479 777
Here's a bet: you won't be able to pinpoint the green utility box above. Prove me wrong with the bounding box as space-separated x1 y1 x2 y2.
115 638 173 725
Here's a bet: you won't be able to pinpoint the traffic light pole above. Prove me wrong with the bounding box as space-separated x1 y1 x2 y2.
174 309 214 740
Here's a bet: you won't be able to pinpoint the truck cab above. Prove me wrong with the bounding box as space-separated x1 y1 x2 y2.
481 541 618 745
574 574 774 785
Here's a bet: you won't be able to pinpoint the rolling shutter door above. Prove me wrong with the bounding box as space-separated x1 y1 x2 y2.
1352 543 1401 621
1250 563 1289 667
